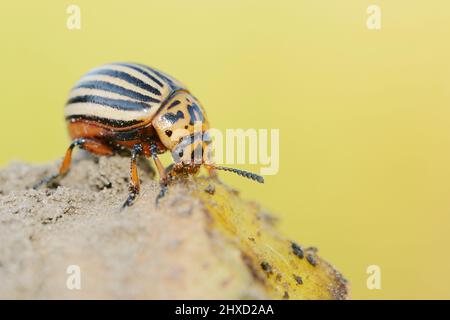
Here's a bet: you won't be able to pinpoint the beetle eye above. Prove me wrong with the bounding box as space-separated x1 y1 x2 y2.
165 130 172 137
178 150 184 158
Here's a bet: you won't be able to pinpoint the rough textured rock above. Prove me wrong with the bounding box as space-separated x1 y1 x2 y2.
0 154 349 299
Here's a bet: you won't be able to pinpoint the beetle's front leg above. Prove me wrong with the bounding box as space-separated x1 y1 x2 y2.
121 144 143 209
149 143 169 206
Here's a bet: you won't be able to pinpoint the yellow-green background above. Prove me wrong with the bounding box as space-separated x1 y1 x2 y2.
1 1 449 299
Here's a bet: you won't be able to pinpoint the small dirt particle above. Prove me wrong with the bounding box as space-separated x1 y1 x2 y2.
293 274 303 285
204 184 215 195
260 261 273 274
291 242 304 259
306 254 317 267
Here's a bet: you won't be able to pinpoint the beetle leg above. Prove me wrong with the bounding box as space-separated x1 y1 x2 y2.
164 163 175 176
156 184 168 206
121 144 143 209
33 138 87 189
149 143 169 206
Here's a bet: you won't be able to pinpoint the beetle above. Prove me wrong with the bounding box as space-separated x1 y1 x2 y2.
34 62 264 208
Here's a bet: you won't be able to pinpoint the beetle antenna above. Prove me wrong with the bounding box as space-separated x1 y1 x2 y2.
212 166 264 183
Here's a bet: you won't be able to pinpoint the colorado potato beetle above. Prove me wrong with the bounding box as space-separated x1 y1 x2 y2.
35 62 264 208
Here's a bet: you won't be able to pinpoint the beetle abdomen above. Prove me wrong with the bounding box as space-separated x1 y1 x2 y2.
64 63 186 128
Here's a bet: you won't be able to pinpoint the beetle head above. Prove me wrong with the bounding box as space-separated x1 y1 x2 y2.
152 92 210 166
152 92 264 184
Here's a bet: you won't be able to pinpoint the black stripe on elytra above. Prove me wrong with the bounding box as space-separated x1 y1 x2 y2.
163 110 184 123
86 68 162 96
167 100 181 109
75 81 161 103
115 63 165 88
68 95 150 111
114 128 146 141
66 115 143 128
145 67 182 91
187 103 204 125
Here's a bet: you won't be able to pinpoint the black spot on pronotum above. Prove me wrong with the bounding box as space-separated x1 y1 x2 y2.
165 130 172 137
306 254 317 267
291 242 304 259
163 110 184 123
187 103 204 125
184 125 188 129
168 100 181 109
293 274 303 285
260 261 273 274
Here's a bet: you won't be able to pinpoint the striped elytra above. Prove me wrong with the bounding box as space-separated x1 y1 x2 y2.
35 62 263 210
65 62 187 128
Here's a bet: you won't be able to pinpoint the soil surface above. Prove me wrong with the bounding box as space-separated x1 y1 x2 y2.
0 154 349 299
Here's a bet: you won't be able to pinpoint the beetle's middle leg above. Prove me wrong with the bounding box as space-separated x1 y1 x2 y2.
121 144 144 209
149 143 168 205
